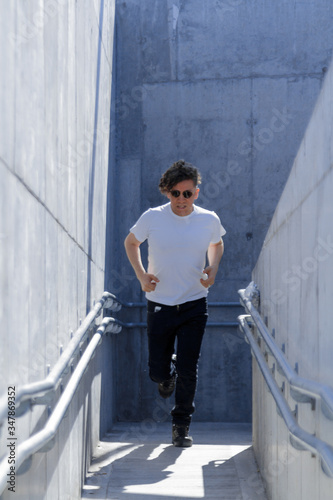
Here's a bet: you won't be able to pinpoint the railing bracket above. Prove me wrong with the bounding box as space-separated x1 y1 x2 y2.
33 390 56 406
290 387 314 405
321 399 333 421
38 437 56 453
289 434 308 452
292 404 298 420
15 399 32 417
238 297 333 479
17 457 33 476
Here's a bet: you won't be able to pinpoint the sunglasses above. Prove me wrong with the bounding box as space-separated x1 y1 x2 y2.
170 190 195 199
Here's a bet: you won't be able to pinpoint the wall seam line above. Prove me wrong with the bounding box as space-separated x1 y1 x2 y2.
0 156 105 274
263 165 333 247
141 71 325 86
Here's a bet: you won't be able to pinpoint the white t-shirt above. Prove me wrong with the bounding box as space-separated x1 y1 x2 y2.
130 203 226 306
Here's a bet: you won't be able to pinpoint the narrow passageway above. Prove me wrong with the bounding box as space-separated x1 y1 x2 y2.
81 422 267 500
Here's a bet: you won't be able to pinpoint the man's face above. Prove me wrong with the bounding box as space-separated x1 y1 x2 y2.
166 179 199 217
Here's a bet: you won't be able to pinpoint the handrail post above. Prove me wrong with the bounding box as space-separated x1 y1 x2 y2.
238 314 333 478
238 284 333 420
0 292 122 426
0 316 121 495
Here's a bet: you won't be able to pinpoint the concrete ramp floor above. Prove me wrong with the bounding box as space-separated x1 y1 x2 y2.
81 422 267 500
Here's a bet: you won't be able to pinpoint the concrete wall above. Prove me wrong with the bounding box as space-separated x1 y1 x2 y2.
111 0 333 423
0 1 116 499
252 58 333 500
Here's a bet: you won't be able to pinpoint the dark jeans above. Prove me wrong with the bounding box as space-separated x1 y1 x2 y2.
147 297 208 426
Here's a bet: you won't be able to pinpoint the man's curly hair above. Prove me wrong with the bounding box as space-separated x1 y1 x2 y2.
159 160 202 194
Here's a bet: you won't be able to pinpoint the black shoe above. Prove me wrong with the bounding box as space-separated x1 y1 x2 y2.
172 424 193 447
158 373 176 398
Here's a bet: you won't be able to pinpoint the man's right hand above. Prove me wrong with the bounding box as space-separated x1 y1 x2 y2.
139 273 160 292
124 233 159 292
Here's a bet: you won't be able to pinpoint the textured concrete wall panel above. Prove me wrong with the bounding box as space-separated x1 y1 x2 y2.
177 1 332 80
114 0 333 422
253 60 333 500
0 1 116 498
0 4 15 170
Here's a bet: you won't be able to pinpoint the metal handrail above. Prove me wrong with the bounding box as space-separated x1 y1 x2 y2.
0 317 121 495
0 292 121 425
0 290 241 494
105 299 241 308
238 314 333 478
112 319 239 328
238 287 333 420
0 292 239 425
103 297 241 328
107 301 242 329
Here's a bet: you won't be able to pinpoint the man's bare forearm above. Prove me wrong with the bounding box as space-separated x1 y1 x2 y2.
124 237 146 279
124 233 160 292
207 239 224 268
200 239 224 288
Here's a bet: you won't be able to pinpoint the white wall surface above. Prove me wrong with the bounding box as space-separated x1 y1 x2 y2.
0 1 116 498
252 58 333 500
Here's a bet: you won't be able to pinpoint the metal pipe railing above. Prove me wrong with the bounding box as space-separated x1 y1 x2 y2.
238 286 333 420
106 301 242 329
105 299 241 308
112 319 239 328
238 314 333 478
0 292 121 425
0 290 239 495
0 317 120 496
0 293 238 426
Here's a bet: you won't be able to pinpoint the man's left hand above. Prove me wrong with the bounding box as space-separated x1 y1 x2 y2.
200 266 218 288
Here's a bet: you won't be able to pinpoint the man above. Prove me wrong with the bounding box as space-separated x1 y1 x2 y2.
124 160 226 447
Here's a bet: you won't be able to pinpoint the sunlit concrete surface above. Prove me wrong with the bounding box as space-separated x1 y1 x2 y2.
81 422 267 499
